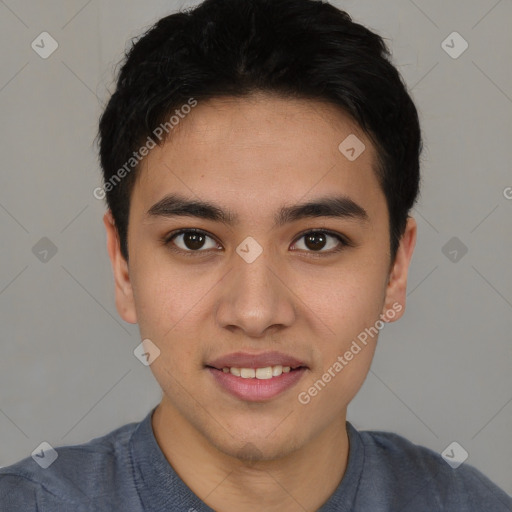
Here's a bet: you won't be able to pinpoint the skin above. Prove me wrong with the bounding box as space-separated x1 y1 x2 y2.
104 92 416 512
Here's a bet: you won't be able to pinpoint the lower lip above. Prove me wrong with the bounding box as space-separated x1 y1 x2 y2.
207 367 307 402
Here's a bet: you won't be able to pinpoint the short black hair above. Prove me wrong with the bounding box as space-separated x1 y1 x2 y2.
96 0 422 263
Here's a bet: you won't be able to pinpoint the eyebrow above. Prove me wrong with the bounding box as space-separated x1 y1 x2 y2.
146 193 369 227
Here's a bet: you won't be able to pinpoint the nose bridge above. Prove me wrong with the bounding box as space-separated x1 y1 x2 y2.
233 242 279 309
238 246 274 295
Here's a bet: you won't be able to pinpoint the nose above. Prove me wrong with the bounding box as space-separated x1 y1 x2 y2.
214 247 296 338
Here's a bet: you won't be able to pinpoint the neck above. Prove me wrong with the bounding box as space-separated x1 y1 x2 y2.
151 400 350 512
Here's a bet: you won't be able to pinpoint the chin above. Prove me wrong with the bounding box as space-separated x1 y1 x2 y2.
208 423 305 463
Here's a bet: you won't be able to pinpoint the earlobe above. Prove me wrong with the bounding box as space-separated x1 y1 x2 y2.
103 211 138 325
381 216 417 323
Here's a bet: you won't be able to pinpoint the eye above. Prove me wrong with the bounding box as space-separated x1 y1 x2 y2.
164 229 220 255
291 230 348 254
163 228 350 256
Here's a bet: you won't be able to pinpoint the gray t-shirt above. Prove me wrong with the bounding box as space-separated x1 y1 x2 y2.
1 406 511 511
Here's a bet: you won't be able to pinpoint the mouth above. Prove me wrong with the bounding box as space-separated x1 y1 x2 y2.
205 351 308 402
206 364 306 379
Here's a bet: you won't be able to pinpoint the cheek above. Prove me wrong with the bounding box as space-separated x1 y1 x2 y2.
131 273 173 337
296 340 377 421
314 263 387 330
130 261 212 374
305 260 388 388
130 252 198 331
296 284 382 413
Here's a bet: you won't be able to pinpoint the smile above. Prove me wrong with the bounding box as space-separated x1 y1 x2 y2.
221 365 292 379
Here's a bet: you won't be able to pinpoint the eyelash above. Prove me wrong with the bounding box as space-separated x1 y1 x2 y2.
162 228 351 257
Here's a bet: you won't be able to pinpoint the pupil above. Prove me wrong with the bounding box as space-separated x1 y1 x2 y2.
185 232 205 250
305 233 326 251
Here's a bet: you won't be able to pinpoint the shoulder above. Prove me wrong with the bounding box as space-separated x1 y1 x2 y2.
352 425 512 511
0 419 140 510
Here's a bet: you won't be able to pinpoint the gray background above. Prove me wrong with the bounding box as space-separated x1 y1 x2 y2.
1 0 511 496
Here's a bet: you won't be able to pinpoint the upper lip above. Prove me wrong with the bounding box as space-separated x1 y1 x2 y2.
206 351 306 370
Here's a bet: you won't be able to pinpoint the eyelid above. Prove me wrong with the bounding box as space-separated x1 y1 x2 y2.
162 228 351 255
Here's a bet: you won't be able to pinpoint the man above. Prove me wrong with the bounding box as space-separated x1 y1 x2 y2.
1 0 511 510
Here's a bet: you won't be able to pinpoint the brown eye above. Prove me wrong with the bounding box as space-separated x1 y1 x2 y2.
291 230 347 253
166 229 219 253
163 228 349 257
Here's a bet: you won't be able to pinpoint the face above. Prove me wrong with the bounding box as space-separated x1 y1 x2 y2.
105 93 416 460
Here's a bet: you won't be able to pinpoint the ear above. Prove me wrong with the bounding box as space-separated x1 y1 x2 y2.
103 210 137 324
381 216 417 322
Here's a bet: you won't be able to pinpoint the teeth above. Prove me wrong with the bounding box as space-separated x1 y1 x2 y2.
256 367 272 379
272 365 283 376
222 365 295 379
240 368 255 378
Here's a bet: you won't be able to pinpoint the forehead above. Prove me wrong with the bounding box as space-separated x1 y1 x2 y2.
132 94 385 223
